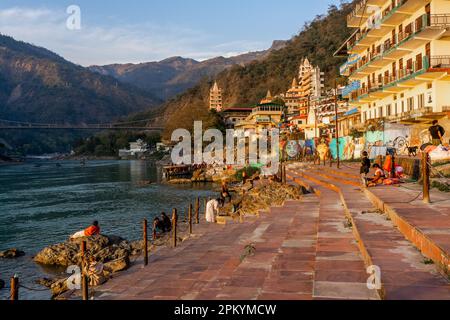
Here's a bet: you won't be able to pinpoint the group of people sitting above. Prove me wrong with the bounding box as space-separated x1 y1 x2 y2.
153 212 172 236
360 151 405 187
70 180 236 244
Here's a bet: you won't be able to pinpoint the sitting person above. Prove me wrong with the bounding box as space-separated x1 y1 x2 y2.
366 164 386 187
70 221 100 239
153 217 165 235
160 212 172 232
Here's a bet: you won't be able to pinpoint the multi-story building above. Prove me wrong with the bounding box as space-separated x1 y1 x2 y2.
221 107 253 129
118 139 148 159
337 0 450 140
333 108 363 137
209 81 223 112
284 58 325 120
235 103 284 134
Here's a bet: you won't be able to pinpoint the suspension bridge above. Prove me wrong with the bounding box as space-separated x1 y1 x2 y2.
0 118 164 131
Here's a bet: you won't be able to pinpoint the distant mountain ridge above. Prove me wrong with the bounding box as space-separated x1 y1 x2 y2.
0 34 162 124
89 40 288 100
141 3 356 140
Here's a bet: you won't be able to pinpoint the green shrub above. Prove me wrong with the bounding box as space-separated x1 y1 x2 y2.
235 166 261 182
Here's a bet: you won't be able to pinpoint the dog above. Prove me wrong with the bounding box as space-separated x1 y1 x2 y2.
407 146 418 157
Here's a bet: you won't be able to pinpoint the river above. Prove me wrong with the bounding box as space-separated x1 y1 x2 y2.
0 160 216 300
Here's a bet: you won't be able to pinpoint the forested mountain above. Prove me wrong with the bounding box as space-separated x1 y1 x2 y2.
0 34 162 154
0 34 162 124
143 2 355 140
89 40 287 101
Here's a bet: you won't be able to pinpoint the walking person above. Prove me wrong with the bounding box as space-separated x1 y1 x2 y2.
360 151 371 186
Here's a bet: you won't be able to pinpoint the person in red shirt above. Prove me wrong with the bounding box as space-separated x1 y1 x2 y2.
71 221 100 239
84 221 100 236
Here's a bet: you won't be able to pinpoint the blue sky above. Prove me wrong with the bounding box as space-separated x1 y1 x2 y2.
0 0 342 66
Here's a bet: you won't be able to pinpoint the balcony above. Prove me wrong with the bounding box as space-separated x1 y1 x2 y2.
347 0 370 28
346 1 435 53
386 106 449 124
430 56 450 69
347 0 409 46
430 14 450 28
347 0 393 27
380 0 411 27
350 56 430 103
346 14 441 78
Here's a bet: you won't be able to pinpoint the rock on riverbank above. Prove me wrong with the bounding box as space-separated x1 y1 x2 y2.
239 181 306 216
0 248 25 259
33 235 142 267
34 235 147 298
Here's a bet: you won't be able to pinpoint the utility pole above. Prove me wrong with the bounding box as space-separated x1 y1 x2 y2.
334 80 340 169
311 95 318 165
422 152 430 204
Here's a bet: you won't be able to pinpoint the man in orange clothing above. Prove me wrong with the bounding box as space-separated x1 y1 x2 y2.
71 221 100 239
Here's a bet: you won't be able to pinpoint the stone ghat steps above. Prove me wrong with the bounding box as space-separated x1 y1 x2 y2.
95 194 377 300
287 165 450 300
303 163 450 277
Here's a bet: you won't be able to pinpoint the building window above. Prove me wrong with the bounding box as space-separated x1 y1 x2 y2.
386 104 392 116
418 94 425 109
407 97 414 111
378 107 383 118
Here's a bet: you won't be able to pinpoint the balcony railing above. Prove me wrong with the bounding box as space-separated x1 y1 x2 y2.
348 11 450 54
430 56 450 69
430 14 450 27
386 107 434 122
349 56 430 102
347 0 369 24
346 14 430 77
347 0 408 26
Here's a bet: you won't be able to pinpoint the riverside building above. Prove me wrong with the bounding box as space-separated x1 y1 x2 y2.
284 58 325 122
337 0 450 144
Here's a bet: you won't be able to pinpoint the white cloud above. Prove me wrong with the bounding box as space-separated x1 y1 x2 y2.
0 6 267 66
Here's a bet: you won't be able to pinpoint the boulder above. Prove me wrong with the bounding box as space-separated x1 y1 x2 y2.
35 278 54 288
34 235 130 267
103 256 130 273
50 278 69 297
168 178 192 184
129 240 151 256
35 277 68 298
0 248 25 259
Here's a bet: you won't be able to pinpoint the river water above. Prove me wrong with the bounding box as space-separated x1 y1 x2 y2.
0 160 216 300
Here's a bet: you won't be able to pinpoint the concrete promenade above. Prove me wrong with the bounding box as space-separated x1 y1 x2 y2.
288 162 450 300
92 162 449 300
